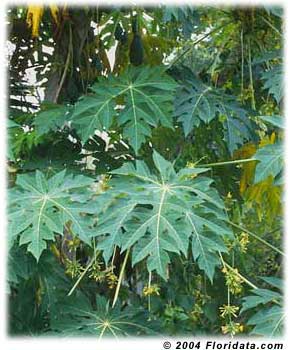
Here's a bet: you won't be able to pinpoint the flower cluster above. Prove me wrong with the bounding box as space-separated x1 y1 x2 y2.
222 267 244 295
65 259 84 279
221 322 244 335
190 288 211 322
238 232 250 253
143 284 160 296
88 261 118 289
219 304 244 336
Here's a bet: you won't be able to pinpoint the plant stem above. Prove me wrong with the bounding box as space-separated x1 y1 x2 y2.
148 271 152 313
227 220 284 256
223 257 282 306
54 22 73 103
111 246 117 270
112 249 130 308
67 251 99 296
240 29 244 99
225 262 257 289
197 158 255 167
219 252 258 290
248 37 256 110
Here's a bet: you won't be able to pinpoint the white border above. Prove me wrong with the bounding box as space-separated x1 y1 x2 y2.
1 1 289 349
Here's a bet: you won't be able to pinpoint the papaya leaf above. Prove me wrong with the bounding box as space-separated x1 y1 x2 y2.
162 6 200 38
71 80 115 142
51 292 157 337
260 276 283 290
247 306 284 337
8 170 96 260
252 142 283 183
241 278 283 337
94 150 231 281
264 6 283 17
71 66 178 153
33 104 71 136
258 115 284 129
174 70 256 154
261 64 283 104
8 245 35 285
241 289 282 313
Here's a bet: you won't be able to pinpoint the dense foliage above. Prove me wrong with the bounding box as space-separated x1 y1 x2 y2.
7 5 283 338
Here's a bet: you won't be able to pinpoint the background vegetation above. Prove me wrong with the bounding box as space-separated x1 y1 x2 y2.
7 4 283 337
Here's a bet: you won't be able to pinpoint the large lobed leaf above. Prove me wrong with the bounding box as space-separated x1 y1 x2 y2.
71 66 178 153
241 277 283 337
261 64 283 104
252 142 283 184
51 292 157 337
33 104 71 136
174 70 256 154
8 170 96 260
94 150 232 281
162 6 200 38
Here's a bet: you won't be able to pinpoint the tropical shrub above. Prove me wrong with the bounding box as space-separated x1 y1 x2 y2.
7 4 283 338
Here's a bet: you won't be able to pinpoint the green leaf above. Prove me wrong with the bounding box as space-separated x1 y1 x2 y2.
162 6 199 38
241 278 283 337
248 306 283 337
8 170 96 260
71 82 115 142
186 211 229 282
71 66 178 153
264 6 283 18
33 104 70 136
95 199 137 263
252 143 283 183
260 276 283 290
8 245 35 285
174 70 255 154
261 64 283 104
258 115 284 129
94 150 231 280
8 119 20 128
253 49 282 65
241 289 282 313
51 292 157 337
7 119 22 160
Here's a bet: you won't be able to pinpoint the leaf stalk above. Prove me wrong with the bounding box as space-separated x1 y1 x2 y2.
112 248 130 308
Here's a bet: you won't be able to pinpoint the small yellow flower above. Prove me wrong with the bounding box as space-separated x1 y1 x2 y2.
65 259 84 279
221 322 243 336
143 284 160 296
221 325 228 334
186 161 196 169
88 261 106 282
190 304 203 321
106 271 118 289
219 304 239 319
222 267 227 274
239 233 250 253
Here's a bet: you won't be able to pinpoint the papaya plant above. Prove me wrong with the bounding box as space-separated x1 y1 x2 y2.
7 4 283 339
